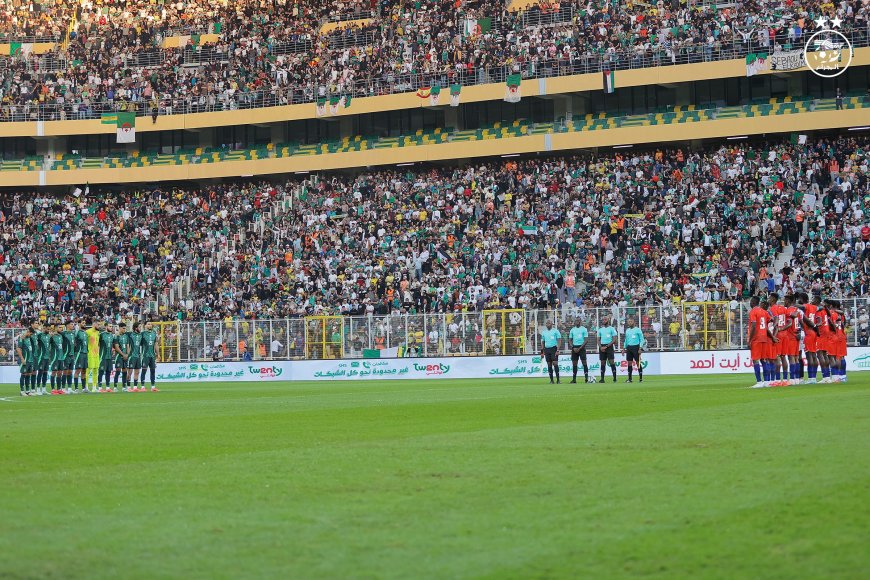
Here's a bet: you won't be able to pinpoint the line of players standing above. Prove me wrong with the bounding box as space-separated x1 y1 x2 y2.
14 320 161 396
748 292 849 388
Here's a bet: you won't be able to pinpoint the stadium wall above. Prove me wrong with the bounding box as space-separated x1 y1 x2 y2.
3 107 867 187
2 349 869 384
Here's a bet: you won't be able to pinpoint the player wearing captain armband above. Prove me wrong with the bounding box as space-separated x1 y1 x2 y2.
623 318 646 383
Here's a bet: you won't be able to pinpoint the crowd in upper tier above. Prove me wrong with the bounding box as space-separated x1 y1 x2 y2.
0 135 867 325
0 0 867 119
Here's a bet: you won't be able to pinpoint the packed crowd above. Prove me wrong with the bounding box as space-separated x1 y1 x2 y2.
1 0 867 119
0 136 866 326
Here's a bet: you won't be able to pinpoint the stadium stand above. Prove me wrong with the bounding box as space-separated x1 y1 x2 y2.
0 136 866 324
0 0 866 117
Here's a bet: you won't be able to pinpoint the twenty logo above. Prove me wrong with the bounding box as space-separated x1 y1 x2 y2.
413 363 451 375
852 354 870 369
248 366 284 377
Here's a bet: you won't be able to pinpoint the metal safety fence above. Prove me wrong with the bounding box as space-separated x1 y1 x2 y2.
1 299 867 365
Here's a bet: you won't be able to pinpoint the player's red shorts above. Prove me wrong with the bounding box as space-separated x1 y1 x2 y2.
750 342 767 361
831 337 847 358
779 335 799 357
804 332 818 353
767 342 781 359
817 337 831 353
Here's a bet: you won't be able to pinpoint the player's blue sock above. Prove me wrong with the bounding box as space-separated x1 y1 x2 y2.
753 363 762 382
840 360 846 376
790 363 798 380
774 367 780 381
821 366 830 378
762 363 770 381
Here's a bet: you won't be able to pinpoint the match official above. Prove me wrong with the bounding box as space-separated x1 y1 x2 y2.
624 317 646 383
568 318 589 384
540 320 562 384
597 317 619 383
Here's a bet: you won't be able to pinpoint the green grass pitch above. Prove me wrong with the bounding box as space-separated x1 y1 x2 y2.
1 375 868 578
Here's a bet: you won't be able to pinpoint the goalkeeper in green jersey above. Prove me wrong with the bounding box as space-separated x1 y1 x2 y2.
140 321 159 391
98 323 115 392
112 324 131 391
127 322 144 391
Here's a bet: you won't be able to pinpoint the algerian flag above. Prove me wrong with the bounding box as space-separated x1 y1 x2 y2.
450 83 462 107
429 84 441 106
340 94 352 110
101 112 136 143
363 347 399 358
315 97 327 117
505 73 522 103
463 17 492 37
329 95 341 115
745 52 768 76
10 42 33 58
603 69 615 94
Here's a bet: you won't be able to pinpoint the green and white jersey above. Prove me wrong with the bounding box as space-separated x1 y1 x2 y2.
128 332 143 360
113 333 131 359
75 329 89 354
99 332 115 360
49 333 65 361
61 330 76 359
36 332 50 363
141 330 157 359
17 335 33 364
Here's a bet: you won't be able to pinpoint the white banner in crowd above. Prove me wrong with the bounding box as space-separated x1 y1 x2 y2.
2 348 869 384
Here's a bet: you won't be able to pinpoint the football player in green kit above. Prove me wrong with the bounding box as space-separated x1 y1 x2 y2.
62 322 77 393
15 326 34 396
112 324 131 391
140 321 159 392
49 323 67 394
127 322 144 391
74 321 90 392
34 322 51 395
98 323 115 392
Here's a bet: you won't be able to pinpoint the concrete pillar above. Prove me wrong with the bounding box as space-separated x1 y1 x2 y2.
675 83 693 107
339 115 354 138
198 127 215 149
271 123 285 145
444 106 459 130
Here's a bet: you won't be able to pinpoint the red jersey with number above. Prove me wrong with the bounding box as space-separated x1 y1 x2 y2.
769 304 788 335
785 306 800 337
803 304 818 331
749 307 772 343
818 309 834 339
